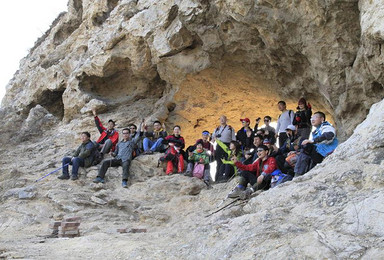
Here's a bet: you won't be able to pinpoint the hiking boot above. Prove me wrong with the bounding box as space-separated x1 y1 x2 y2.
58 174 70 180
227 187 244 198
204 180 212 189
239 188 253 200
71 175 78 181
122 180 128 188
93 177 105 184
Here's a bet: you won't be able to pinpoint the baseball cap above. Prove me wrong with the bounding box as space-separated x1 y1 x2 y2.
240 118 250 123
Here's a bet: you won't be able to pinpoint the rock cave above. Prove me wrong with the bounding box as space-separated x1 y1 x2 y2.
1 0 384 259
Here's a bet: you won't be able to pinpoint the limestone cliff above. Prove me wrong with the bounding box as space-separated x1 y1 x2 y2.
1 0 384 259
2 0 384 142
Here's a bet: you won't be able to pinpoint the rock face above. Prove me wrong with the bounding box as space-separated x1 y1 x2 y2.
1 0 384 259
2 0 384 141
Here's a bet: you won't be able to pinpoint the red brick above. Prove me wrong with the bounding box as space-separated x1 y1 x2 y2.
59 233 80 238
129 228 147 233
117 228 127 233
49 221 62 229
60 226 79 232
64 217 81 222
61 222 80 228
59 229 80 235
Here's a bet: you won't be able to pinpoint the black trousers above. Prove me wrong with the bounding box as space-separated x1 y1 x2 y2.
278 132 288 148
238 171 258 187
98 158 131 180
215 142 229 177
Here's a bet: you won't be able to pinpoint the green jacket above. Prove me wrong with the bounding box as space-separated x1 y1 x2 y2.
188 149 209 165
216 139 242 174
73 140 95 167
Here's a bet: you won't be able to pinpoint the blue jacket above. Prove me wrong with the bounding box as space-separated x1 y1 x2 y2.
313 121 338 157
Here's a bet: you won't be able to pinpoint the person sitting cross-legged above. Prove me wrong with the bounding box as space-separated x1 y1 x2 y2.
58 132 96 181
93 122 143 188
229 145 277 199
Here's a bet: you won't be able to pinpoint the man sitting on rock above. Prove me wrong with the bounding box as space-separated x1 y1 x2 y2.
128 123 143 157
58 132 96 181
142 120 167 154
93 122 143 188
92 109 119 160
294 111 338 177
229 144 277 199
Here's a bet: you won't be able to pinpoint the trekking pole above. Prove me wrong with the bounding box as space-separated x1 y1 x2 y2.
216 180 238 208
205 198 240 218
35 163 70 182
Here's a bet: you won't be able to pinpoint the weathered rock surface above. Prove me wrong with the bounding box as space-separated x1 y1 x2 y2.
1 0 384 141
1 0 384 259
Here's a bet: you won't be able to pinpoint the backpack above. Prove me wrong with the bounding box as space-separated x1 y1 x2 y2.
92 141 103 165
285 152 298 167
159 148 177 162
192 163 204 179
270 169 293 188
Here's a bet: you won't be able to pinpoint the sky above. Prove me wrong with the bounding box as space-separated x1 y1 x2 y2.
0 0 69 105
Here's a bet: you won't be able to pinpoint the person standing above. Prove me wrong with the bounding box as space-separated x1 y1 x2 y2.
293 98 312 139
211 115 236 179
237 118 254 151
275 101 294 148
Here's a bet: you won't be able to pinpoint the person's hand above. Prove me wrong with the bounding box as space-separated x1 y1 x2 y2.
256 117 261 123
162 123 166 129
302 139 312 145
92 109 97 117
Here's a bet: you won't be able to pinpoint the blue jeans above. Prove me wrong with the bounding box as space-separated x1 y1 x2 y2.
62 156 85 177
143 138 164 152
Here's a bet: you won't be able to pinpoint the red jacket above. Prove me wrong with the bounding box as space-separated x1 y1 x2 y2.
95 116 119 151
235 157 277 177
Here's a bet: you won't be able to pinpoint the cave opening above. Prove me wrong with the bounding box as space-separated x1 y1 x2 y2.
166 66 334 146
31 89 65 120
78 69 166 110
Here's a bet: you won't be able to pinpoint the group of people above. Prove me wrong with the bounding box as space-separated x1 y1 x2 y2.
58 98 338 198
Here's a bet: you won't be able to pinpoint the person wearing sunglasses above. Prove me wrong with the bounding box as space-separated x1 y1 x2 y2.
229 145 277 199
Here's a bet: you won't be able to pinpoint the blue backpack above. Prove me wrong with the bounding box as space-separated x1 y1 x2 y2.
270 169 293 188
